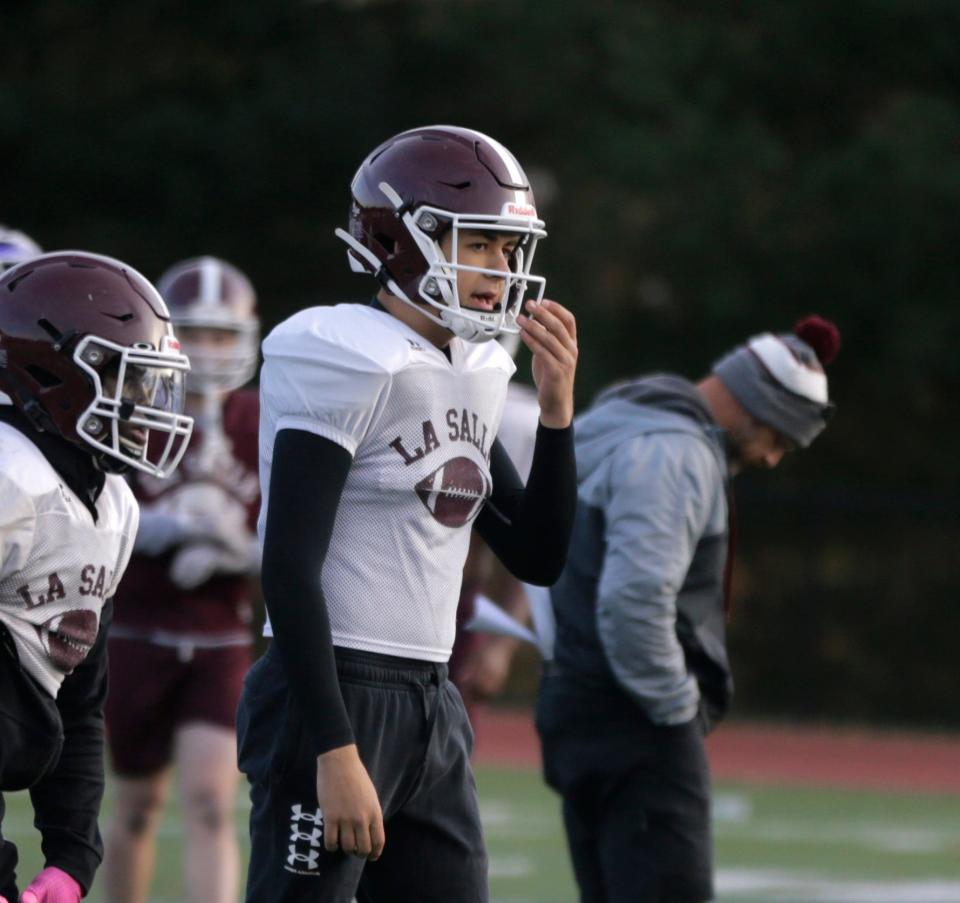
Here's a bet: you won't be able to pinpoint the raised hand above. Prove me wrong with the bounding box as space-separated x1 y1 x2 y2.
516 299 578 429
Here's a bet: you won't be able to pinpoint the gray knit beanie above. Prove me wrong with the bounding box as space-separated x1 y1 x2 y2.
712 316 840 448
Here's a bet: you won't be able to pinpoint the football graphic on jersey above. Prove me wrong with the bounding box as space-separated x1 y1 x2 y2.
36 609 98 673
415 456 491 527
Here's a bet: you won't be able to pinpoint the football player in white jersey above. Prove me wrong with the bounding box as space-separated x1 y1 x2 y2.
103 257 261 903
0 252 193 903
238 125 579 902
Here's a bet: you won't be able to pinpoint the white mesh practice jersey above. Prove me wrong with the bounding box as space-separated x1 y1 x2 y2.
497 382 541 481
0 423 139 697
258 304 515 661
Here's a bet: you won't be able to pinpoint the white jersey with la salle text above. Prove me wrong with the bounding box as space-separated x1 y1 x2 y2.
0 422 139 698
258 303 515 661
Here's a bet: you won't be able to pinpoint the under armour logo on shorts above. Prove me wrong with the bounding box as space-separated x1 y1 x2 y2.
287 845 320 870
291 826 323 847
291 803 325 826
284 803 325 875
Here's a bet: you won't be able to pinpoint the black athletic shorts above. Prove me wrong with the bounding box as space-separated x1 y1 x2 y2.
237 643 488 903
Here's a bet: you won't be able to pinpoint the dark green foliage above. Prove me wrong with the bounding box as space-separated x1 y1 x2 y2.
729 488 960 728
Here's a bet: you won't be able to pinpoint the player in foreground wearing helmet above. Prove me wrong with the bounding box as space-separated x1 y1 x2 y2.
0 252 193 903
237 125 578 902
537 317 840 903
102 257 261 903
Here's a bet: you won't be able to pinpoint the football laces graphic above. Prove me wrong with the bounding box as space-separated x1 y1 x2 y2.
36 609 98 673
415 457 491 527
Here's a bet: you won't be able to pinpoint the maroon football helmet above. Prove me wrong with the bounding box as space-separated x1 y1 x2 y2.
335 125 547 343
156 256 259 392
0 251 193 477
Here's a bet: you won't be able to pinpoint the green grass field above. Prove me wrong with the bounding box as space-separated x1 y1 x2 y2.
4 767 960 901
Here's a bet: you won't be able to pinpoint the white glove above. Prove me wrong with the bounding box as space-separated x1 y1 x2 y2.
133 510 202 556
168 536 261 590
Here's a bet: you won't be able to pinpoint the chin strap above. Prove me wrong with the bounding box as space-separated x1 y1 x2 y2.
335 228 399 287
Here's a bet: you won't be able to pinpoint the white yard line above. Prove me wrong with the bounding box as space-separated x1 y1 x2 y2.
718 868 960 902
488 855 535 879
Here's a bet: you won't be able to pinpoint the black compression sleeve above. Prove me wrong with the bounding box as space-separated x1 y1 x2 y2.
474 423 576 585
261 428 355 756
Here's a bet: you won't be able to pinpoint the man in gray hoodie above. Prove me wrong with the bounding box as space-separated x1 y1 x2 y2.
536 317 840 903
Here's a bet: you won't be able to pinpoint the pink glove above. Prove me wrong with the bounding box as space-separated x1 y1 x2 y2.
19 867 81 903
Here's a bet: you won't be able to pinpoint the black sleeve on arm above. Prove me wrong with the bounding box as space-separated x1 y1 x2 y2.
261 428 355 757
29 598 112 895
474 423 577 586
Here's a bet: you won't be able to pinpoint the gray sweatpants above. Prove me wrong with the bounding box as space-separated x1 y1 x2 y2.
237 644 488 903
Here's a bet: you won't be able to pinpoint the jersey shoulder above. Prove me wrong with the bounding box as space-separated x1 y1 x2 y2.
263 303 434 377
102 472 140 530
0 422 60 499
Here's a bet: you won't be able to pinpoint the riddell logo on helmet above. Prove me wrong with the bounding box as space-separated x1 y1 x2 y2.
502 203 537 218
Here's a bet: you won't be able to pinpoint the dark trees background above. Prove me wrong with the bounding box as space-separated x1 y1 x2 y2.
3 0 958 726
